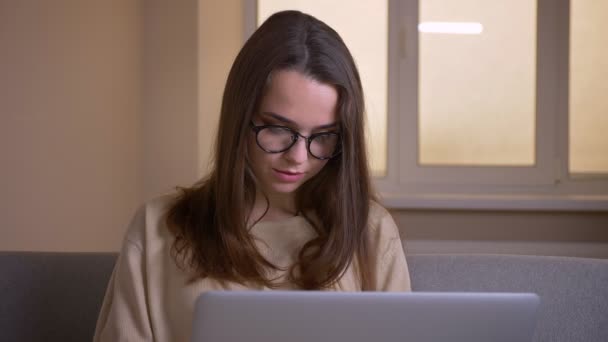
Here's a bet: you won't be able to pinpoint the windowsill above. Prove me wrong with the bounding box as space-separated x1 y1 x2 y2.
379 193 608 211
404 240 608 259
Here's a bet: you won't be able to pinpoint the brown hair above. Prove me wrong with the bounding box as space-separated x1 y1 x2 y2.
167 10 374 290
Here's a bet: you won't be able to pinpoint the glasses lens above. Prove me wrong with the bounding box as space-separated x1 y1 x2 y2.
257 126 294 152
310 133 340 159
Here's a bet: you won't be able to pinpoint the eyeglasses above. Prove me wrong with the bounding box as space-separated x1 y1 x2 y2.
250 122 341 160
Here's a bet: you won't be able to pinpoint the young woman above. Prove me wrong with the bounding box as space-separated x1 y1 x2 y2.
94 10 410 342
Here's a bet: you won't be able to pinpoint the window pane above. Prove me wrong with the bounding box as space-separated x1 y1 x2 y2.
419 0 536 166
569 1 608 174
257 0 388 176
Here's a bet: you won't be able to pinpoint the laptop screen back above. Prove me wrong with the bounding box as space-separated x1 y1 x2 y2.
191 291 539 342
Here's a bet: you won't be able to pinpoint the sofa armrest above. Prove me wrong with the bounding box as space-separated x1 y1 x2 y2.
0 251 117 342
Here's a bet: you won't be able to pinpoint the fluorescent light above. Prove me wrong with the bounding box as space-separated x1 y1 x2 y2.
418 22 483 35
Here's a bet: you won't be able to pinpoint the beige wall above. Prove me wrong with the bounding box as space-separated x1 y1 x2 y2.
1 1 607 255
1 0 142 252
0 0 201 251
198 0 242 175
143 0 199 200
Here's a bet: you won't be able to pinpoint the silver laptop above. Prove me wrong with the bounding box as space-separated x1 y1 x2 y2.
191 291 539 342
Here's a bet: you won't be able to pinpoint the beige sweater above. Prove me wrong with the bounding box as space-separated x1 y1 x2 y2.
93 196 411 342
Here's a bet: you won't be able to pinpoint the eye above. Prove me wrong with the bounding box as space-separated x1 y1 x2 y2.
266 126 292 135
313 133 339 144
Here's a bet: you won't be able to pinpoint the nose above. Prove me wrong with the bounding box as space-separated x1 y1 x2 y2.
283 136 309 164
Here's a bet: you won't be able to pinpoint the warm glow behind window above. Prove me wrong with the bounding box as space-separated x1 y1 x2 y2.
418 21 483 35
257 0 388 176
569 1 608 174
418 0 537 166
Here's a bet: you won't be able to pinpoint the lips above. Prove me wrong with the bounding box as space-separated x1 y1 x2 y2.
276 169 302 175
272 168 305 182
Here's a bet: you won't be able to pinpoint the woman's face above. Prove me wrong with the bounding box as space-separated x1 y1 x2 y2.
248 69 339 199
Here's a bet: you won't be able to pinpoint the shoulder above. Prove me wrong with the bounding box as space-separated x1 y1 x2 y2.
368 200 391 221
365 200 402 247
367 200 398 234
365 202 411 291
123 193 177 251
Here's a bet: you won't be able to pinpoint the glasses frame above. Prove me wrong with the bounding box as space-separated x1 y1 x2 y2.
250 122 342 160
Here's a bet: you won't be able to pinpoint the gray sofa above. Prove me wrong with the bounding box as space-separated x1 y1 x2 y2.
1 252 607 342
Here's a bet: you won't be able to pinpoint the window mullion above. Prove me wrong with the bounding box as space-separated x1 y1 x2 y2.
537 0 568 190
555 0 570 185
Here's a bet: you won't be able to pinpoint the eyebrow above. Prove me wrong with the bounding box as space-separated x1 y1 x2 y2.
260 112 339 130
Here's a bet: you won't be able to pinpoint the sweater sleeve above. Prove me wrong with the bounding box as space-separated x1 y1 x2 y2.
93 208 153 342
369 203 412 292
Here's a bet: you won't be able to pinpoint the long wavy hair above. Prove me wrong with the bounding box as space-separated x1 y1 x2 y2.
166 10 374 290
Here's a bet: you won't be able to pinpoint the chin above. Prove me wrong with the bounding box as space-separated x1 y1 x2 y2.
269 182 302 195
267 183 302 195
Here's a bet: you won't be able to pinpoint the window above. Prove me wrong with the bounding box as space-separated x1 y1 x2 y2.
417 1 536 167
245 0 608 210
569 0 608 174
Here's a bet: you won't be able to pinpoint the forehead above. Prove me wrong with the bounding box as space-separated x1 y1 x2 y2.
258 70 339 129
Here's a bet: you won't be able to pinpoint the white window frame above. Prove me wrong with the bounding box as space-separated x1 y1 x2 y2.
243 0 608 211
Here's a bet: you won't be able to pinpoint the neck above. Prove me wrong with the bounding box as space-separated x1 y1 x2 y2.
249 190 297 223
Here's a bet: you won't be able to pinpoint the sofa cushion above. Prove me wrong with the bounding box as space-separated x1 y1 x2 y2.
408 254 608 342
